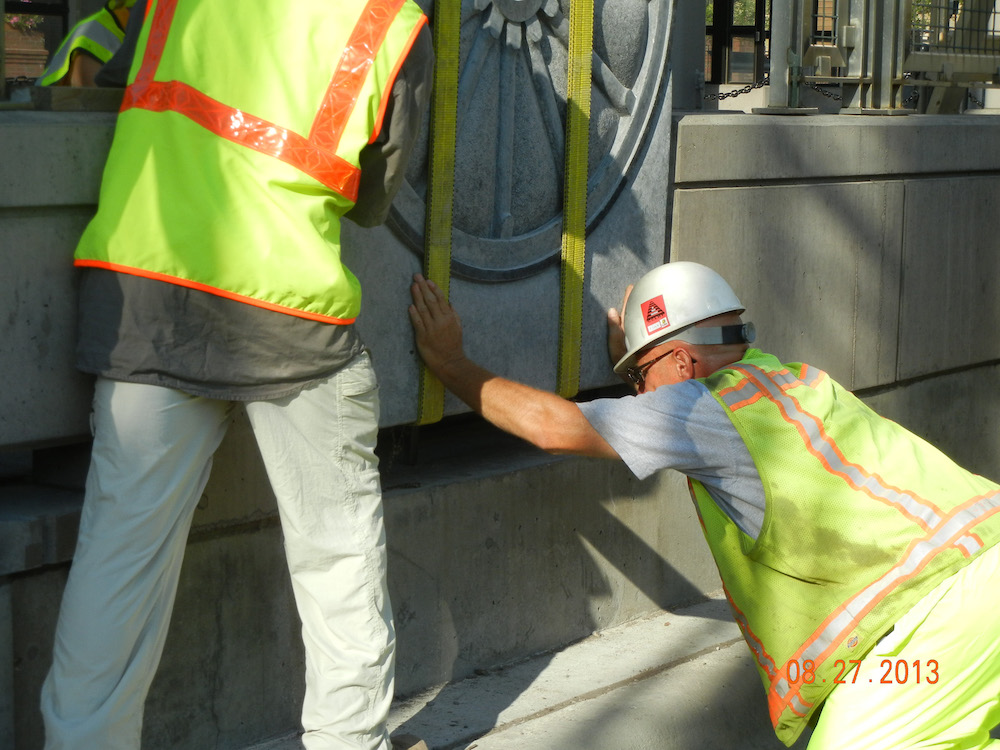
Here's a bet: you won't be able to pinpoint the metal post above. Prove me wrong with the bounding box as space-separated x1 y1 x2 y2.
768 0 796 105
873 0 894 107
841 0 867 108
892 0 910 106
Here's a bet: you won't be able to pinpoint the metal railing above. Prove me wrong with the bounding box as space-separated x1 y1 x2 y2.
767 0 1000 112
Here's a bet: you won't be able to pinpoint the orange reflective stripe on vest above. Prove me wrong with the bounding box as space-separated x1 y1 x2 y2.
727 365 974 532
724 586 778 679
719 362 1000 728
311 0 412 151
768 486 1000 724
122 0 413 202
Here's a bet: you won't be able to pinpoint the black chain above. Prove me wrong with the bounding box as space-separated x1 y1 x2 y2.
702 72 986 108
806 82 843 100
705 76 841 103
899 72 919 106
704 74 770 101
900 72 984 109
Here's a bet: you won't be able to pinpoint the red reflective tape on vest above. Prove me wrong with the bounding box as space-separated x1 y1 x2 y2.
311 0 407 152
133 0 177 84
122 80 362 200
371 14 427 144
120 0 412 201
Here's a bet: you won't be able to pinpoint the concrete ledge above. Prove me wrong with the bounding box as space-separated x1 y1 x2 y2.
674 113 1000 185
0 417 553 578
0 484 82 576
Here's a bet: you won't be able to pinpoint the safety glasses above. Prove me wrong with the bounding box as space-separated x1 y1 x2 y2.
624 348 675 390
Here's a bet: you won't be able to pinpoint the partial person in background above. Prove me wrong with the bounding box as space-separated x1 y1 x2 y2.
40 1 434 749
36 0 137 87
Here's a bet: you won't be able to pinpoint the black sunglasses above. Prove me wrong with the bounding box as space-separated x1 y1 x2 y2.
625 348 676 389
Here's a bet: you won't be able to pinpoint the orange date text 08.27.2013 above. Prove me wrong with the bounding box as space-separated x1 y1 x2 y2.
785 659 940 685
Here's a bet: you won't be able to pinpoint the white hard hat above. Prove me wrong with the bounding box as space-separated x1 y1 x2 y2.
614 261 752 374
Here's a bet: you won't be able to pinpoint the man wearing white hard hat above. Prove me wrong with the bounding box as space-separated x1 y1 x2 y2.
408 263 1000 750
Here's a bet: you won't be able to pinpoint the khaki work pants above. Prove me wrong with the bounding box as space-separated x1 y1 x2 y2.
41 352 394 750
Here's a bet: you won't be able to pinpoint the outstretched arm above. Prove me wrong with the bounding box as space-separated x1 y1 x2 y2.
408 275 619 459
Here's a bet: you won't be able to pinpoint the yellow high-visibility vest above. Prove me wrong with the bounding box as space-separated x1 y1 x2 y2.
690 348 1000 745
37 2 133 86
75 0 427 325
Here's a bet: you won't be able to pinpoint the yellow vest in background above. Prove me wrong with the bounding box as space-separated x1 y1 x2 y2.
691 348 1000 745
37 2 131 86
75 0 427 325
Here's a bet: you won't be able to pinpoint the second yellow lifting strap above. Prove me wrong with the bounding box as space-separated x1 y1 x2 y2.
416 0 461 426
556 0 594 399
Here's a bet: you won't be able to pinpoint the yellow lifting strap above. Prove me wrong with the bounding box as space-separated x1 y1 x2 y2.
556 0 594 399
415 0 461 426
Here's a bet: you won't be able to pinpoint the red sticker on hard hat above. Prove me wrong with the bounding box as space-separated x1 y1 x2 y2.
642 296 669 336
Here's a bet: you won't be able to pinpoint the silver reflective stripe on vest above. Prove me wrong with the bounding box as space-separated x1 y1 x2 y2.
730 599 778 678
771 676 812 716
799 364 823 387
774 675 791 698
956 535 981 555
769 369 799 388
720 378 762 410
789 693 810 716
720 365 825 412
796 489 1000 666
730 365 947 529
39 16 122 83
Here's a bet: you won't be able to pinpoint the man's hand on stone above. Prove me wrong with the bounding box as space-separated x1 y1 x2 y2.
408 274 467 377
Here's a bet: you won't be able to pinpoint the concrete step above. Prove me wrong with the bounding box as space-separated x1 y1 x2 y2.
248 597 794 750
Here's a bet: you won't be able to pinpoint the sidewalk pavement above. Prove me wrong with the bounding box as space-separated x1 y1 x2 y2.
249 596 791 750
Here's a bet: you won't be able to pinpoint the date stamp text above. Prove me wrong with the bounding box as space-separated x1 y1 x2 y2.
784 659 940 685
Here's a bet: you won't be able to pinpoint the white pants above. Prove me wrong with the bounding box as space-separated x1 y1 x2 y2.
40 352 395 750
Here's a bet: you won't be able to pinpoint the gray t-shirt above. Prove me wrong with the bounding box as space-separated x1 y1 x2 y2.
578 380 767 539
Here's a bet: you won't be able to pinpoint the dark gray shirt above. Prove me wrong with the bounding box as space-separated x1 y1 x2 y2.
78 7 434 401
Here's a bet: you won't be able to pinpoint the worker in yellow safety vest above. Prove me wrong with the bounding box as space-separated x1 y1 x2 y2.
408 261 1000 750
36 0 137 87
40 1 433 749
